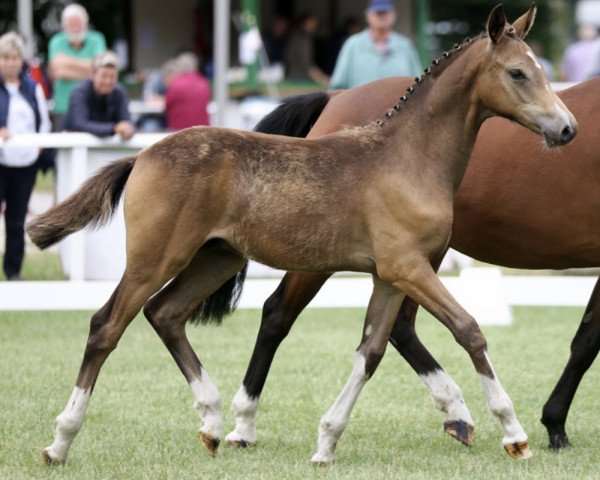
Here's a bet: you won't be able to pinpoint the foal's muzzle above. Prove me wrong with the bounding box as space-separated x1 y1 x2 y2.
543 122 578 147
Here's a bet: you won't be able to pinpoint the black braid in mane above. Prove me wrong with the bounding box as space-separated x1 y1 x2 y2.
375 33 488 127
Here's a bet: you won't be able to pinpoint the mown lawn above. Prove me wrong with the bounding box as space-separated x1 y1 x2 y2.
0 306 598 479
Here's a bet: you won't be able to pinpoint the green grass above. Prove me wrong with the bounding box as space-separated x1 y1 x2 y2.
0 250 64 282
1 306 599 479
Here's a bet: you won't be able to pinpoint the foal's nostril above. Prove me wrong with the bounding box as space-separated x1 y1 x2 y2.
560 125 574 142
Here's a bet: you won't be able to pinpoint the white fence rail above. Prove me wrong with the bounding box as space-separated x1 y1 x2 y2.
3 132 168 281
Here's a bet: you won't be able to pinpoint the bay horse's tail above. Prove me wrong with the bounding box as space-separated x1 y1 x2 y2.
191 92 332 325
26 156 136 250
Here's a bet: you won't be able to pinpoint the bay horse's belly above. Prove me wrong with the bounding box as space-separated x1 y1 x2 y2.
451 115 600 270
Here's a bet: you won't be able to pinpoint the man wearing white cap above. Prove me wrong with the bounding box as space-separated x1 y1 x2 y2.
330 0 421 89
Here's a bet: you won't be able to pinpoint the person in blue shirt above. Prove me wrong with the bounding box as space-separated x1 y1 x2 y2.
63 51 133 139
330 0 422 90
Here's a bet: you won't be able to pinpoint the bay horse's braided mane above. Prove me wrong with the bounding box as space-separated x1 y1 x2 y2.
376 32 488 127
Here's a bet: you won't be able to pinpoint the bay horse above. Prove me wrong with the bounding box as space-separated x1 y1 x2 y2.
28 5 576 465
223 64 600 452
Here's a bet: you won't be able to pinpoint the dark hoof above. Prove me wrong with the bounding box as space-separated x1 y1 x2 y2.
444 420 474 446
548 434 571 451
199 432 220 456
41 449 63 466
504 441 533 460
226 438 256 448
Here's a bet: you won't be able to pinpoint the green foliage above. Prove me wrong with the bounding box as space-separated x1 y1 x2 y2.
429 0 577 67
1 306 599 479
0 0 130 63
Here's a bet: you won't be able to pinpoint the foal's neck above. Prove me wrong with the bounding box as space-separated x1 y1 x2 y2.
382 38 490 194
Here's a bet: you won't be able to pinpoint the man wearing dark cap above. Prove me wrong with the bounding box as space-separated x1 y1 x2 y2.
330 0 421 89
63 51 133 139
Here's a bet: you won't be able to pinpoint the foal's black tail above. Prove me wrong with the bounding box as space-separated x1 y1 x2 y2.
192 91 332 325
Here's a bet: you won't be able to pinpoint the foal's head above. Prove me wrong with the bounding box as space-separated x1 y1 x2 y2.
476 4 577 146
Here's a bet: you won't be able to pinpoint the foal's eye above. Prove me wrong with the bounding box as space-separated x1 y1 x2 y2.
509 69 526 80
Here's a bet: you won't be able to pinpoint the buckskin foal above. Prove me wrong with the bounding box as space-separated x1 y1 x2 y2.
28 5 576 465
225 30 600 458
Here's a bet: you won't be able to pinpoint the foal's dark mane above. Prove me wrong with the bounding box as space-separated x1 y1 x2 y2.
376 33 488 127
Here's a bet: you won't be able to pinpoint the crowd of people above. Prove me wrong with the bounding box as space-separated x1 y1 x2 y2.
2 0 600 281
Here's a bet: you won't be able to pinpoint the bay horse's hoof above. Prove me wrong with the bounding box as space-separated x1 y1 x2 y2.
41 448 64 466
444 420 474 446
199 431 220 456
548 433 571 451
504 441 533 460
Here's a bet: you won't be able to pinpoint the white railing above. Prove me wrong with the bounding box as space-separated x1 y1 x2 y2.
2 132 169 281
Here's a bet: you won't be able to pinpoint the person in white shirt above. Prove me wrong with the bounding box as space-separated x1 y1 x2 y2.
0 32 51 280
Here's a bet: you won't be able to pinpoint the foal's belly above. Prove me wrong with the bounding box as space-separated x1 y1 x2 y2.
224 223 376 274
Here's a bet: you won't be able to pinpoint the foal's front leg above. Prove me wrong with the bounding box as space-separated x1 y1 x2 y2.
311 276 404 465
384 261 531 459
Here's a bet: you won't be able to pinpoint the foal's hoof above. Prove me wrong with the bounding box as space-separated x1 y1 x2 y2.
310 452 335 466
199 432 220 456
444 420 474 446
226 438 256 448
504 441 533 460
41 448 64 466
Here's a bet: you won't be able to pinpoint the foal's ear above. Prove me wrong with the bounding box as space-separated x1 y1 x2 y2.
512 3 537 39
487 4 507 44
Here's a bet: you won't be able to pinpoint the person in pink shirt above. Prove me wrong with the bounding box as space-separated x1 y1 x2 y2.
165 52 211 129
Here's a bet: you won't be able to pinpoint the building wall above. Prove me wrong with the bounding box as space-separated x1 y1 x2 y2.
133 0 197 69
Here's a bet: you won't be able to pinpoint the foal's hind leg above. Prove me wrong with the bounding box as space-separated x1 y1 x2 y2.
541 275 600 450
143 246 245 455
42 270 172 465
380 261 531 460
390 297 474 446
226 271 331 447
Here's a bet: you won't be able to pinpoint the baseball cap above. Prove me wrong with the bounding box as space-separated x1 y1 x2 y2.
368 0 395 13
93 51 120 70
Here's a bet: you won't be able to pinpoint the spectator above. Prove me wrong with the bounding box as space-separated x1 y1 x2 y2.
284 12 329 86
0 32 51 281
165 52 211 130
136 58 177 132
263 16 290 66
48 3 106 128
330 0 421 90
561 23 598 82
63 51 133 139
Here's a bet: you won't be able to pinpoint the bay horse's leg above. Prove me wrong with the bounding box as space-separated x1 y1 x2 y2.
226 271 331 447
389 248 473 446
380 261 531 460
143 245 246 455
389 296 474 445
541 275 600 450
41 270 172 465
311 276 404 465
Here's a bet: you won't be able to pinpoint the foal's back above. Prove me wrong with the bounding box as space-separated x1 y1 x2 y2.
131 124 392 272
